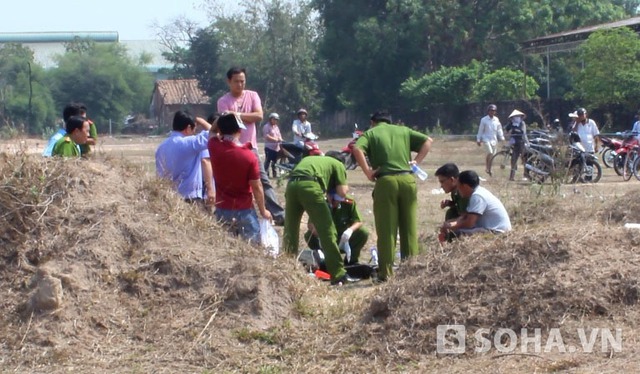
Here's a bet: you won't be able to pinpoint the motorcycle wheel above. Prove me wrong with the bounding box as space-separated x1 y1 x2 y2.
613 153 625 176
489 150 511 178
525 154 548 184
583 159 602 183
601 148 615 168
633 155 640 181
344 153 358 170
622 152 636 181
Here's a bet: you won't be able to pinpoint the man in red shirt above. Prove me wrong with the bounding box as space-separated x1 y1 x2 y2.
208 113 272 243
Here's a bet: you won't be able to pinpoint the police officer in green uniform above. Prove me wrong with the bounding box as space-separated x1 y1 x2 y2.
52 116 90 158
435 163 469 242
304 192 369 265
283 154 356 285
352 110 433 282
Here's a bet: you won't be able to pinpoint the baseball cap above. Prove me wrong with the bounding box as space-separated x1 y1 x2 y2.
268 113 280 120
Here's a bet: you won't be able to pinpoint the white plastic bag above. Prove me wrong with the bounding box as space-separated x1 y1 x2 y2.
260 219 280 258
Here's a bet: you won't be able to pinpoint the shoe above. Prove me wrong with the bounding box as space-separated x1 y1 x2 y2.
372 276 387 285
330 273 359 286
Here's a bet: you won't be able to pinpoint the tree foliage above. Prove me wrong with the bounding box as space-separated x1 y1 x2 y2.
0 44 56 134
574 27 640 109
48 41 154 133
313 0 638 114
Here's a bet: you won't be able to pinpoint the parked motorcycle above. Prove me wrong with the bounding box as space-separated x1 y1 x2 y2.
325 124 363 170
611 132 639 177
598 135 623 168
524 132 602 184
275 132 322 175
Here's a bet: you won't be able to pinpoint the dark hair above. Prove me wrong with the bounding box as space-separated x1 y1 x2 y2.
65 115 86 134
458 170 480 189
226 67 246 80
172 110 195 131
207 112 220 125
217 113 241 135
370 110 392 124
62 103 82 122
435 163 460 178
78 103 87 114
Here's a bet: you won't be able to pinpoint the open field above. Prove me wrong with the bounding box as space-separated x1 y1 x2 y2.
1 135 640 373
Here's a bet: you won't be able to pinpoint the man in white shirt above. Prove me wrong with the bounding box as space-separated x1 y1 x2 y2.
292 108 312 147
571 108 600 153
476 104 504 176
441 170 512 237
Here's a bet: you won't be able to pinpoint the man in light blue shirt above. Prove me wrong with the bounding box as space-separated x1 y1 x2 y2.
43 103 82 157
155 110 212 201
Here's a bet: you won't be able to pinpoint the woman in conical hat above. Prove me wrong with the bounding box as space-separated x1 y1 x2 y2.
504 109 529 181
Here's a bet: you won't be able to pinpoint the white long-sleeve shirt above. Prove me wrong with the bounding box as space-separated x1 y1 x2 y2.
292 119 312 143
477 115 504 144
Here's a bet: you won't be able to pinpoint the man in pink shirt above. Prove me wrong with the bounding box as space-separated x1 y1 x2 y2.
217 67 285 225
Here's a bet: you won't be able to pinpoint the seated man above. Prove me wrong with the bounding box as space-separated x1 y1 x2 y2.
441 170 511 237
208 112 271 243
435 163 469 242
304 191 369 266
51 116 90 157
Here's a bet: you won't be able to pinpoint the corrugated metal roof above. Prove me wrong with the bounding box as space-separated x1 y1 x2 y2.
521 16 640 53
155 79 210 105
0 31 119 43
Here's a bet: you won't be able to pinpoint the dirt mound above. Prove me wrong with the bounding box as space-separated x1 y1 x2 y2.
601 190 640 224
0 152 306 371
354 200 640 360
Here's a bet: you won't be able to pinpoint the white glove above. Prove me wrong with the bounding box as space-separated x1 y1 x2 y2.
339 228 353 247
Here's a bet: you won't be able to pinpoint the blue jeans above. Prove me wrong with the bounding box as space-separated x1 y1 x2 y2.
215 208 260 243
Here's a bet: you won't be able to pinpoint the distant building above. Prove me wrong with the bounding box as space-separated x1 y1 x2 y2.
0 31 172 77
150 79 212 128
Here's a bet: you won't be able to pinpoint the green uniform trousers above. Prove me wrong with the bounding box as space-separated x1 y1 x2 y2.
304 227 369 264
283 180 346 281
373 173 419 280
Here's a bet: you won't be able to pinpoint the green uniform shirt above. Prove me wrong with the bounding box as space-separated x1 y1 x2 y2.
451 190 469 216
331 197 362 234
355 123 429 174
52 136 81 157
79 121 98 155
290 156 347 192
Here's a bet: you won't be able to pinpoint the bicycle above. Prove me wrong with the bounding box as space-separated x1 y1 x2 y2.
488 145 513 179
627 145 640 181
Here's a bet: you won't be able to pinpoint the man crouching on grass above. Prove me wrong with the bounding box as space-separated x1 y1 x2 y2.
440 170 511 238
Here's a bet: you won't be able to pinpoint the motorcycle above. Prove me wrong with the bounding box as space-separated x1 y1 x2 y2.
598 135 623 168
524 132 602 184
325 124 363 170
611 132 639 177
275 132 322 175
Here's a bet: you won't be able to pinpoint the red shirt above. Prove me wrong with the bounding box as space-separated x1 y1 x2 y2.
208 137 260 210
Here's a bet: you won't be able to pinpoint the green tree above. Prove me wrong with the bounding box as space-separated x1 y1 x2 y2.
574 27 640 109
48 41 154 133
0 44 56 135
473 68 539 102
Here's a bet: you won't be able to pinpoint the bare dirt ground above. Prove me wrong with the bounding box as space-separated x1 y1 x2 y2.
1 135 640 373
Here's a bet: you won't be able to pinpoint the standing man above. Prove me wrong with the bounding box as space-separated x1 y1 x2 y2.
571 108 600 153
352 110 432 283
78 104 98 157
208 113 271 243
477 104 504 176
283 155 355 285
292 108 312 147
263 112 283 178
155 110 212 203
441 170 511 237
51 116 90 157
217 67 285 225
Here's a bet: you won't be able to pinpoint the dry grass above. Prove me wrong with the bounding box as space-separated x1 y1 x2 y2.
1 136 639 373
